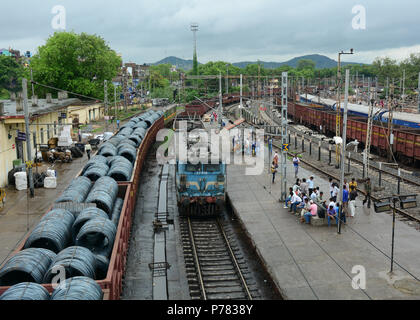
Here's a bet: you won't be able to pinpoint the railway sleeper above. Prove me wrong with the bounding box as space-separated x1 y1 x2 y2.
205 286 248 295
206 292 248 300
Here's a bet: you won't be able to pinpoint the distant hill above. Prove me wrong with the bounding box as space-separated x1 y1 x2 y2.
233 54 362 69
152 56 197 70
152 54 363 70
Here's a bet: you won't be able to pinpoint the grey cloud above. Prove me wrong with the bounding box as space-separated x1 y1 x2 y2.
0 0 419 64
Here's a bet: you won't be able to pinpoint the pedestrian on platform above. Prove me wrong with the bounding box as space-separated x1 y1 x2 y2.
292 155 300 178
363 178 372 209
271 161 277 184
331 183 339 202
329 178 334 197
85 143 92 160
349 178 358 191
336 202 346 225
116 119 120 130
349 185 358 218
273 152 279 168
308 176 314 195
342 185 349 216
300 178 309 196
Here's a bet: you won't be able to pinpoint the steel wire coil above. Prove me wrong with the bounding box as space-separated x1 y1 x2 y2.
117 139 137 149
117 127 134 137
0 248 56 286
107 162 133 181
94 254 109 280
118 144 137 163
75 218 117 258
107 155 132 168
43 246 96 283
51 276 103 300
55 176 92 203
107 136 125 147
85 177 118 216
72 208 109 242
111 198 124 227
133 127 147 139
127 135 142 147
83 162 110 182
0 282 50 300
81 155 108 175
24 209 75 253
98 143 117 157
133 121 148 130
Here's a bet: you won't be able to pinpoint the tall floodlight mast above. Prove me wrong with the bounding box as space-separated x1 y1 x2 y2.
190 23 199 76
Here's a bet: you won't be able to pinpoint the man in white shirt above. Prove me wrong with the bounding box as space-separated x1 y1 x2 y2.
308 176 314 195
331 184 339 202
290 192 302 214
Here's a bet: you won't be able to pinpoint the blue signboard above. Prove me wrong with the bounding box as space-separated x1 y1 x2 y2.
17 131 26 141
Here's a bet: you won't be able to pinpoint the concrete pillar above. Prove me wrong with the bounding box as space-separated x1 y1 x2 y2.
10 92 16 101
31 95 38 107
16 98 23 112
46 93 52 103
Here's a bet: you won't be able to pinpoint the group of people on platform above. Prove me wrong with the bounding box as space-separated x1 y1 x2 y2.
283 174 372 226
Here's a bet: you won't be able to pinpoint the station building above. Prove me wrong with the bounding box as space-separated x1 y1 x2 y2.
0 94 105 187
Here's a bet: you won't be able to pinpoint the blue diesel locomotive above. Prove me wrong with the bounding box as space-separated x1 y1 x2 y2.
176 160 226 216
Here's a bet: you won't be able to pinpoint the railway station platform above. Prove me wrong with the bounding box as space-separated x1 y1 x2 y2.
226 154 420 300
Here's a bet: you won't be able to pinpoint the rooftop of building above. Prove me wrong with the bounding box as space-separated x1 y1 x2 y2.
0 98 81 119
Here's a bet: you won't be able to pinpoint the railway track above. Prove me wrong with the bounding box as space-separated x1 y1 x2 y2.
180 216 258 300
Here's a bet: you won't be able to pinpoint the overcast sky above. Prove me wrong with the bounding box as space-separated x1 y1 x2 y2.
1 0 420 65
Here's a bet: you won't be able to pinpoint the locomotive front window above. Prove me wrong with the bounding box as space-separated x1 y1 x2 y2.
186 163 201 172
203 164 220 172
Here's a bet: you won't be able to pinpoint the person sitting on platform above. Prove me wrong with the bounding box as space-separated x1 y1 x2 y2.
299 197 311 219
290 191 302 214
303 200 318 224
327 204 338 227
300 178 309 196
284 187 294 209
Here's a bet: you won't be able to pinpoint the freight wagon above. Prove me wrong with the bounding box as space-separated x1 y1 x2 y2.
287 100 420 166
0 108 167 300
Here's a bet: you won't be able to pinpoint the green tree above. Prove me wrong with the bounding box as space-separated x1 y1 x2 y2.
297 59 316 71
30 31 121 100
0 55 25 94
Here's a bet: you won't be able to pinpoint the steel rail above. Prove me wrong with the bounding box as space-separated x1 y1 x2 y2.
187 217 207 300
216 219 253 300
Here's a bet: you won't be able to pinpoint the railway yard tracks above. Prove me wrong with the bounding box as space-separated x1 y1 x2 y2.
180 217 258 300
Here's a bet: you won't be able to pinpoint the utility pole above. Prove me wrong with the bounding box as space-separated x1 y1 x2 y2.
218 73 222 126
226 64 229 95
356 71 359 102
104 80 108 132
338 69 350 234
418 72 420 113
23 78 34 198
114 85 117 132
336 49 354 168
387 84 395 162
240 74 243 118
30 68 35 98
280 72 288 202
402 69 406 106
367 77 371 105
